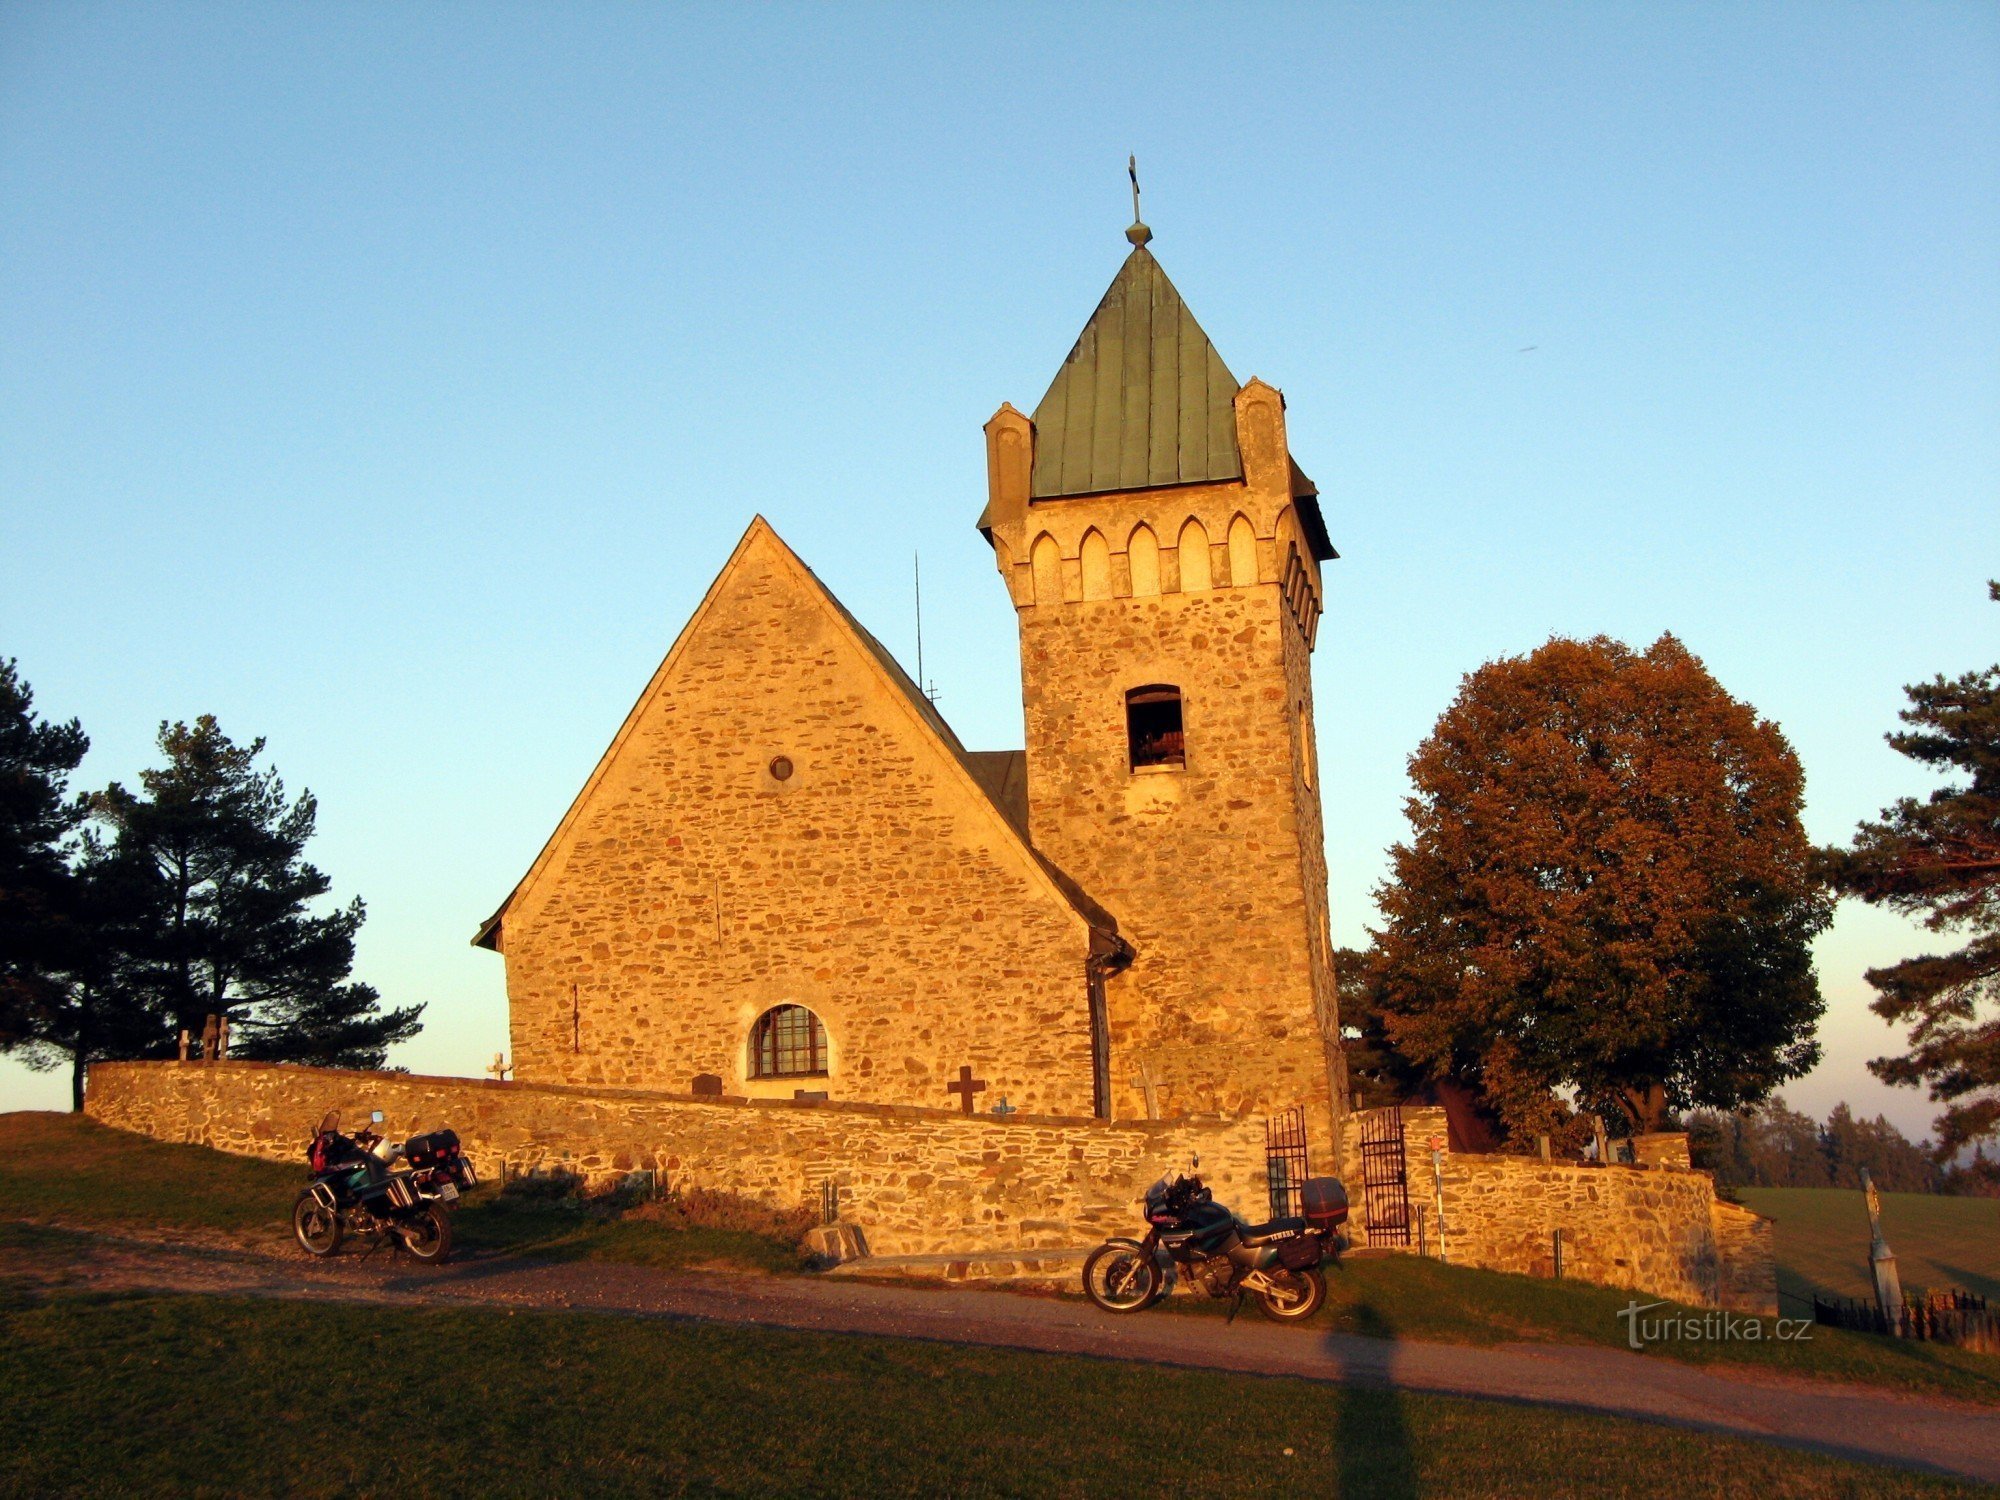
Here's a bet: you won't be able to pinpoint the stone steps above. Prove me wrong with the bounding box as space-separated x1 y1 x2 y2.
822 1247 1094 1286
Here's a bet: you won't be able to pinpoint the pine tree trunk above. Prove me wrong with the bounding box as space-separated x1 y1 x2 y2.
71 1054 86 1112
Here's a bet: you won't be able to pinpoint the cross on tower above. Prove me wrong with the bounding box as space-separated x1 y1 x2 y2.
947 1065 987 1115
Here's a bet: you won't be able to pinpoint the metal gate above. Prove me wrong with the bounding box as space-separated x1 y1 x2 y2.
1264 1106 1309 1220
1358 1107 1412 1246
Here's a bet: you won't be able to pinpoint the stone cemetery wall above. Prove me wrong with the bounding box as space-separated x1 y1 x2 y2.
1711 1199 1779 1316
1333 1107 1777 1313
85 1061 1265 1259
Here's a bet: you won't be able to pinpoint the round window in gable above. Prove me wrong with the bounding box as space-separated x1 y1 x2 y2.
769 755 794 782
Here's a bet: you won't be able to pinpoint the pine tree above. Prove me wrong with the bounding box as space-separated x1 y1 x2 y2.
1371 634 1832 1141
94 716 422 1068
1830 582 2000 1162
0 659 88 1044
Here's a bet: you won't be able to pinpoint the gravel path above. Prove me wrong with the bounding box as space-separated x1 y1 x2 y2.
8 1225 1998 1485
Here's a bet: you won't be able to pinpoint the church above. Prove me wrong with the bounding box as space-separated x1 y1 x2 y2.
474 212 1347 1140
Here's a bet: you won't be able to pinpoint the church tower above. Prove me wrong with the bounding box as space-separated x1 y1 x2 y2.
977 211 1346 1137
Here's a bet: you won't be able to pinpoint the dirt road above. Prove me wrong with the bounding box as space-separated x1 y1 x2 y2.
8 1225 1997 1486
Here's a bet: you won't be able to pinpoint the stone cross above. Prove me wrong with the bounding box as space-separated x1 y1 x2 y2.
1860 1167 1904 1327
1129 1058 1163 1121
177 1029 191 1062
200 1014 219 1061
216 1014 229 1059
947 1066 987 1115
990 1096 1017 1117
486 1053 512 1083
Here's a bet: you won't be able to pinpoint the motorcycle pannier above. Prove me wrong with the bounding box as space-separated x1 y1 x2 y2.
404 1130 460 1167
1278 1235 1324 1270
1301 1177 1350 1231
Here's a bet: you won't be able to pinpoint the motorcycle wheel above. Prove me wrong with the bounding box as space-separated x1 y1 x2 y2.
1082 1242 1160 1314
1254 1266 1325 1322
293 1191 342 1257
399 1205 453 1264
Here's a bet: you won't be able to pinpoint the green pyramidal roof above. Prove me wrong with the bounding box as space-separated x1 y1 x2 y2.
1029 245 1243 499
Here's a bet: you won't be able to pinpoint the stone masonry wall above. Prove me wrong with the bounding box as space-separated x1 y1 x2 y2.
1335 1108 1777 1313
1712 1199 1780 1316
498 524 1101 1118
983 385 1339 1137
85 1061 1267 1259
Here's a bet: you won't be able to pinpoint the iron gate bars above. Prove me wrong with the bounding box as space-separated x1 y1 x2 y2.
1265 1106 1309 1220
1358 1106 1413 1247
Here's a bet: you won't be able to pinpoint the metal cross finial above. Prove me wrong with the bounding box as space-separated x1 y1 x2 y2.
1126 155 1152 247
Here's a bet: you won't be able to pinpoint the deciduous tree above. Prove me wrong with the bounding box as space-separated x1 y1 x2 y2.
1371 634 1831 1140
1829 582 2000 1162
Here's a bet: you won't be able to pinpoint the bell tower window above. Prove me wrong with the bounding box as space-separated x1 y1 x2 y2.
1126 685 1185 771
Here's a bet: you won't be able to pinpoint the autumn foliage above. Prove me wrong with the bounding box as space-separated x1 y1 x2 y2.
1371 634 1831 1140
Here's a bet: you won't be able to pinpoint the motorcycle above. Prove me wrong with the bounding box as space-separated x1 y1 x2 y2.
292 1108 477 1264
1083 1165 1349 1322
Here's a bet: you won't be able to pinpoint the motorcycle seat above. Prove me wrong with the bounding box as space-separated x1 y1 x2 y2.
1238 1216 1307 1244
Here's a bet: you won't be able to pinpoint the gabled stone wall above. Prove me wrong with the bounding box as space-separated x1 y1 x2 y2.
495 524 1103 1118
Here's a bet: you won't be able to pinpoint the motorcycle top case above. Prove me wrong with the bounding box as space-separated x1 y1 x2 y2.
404 1129 460 1167
1300 1177 1350 1230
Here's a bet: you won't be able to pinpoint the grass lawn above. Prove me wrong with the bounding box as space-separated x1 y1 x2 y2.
1740 1187 2000 1312
0 1111 805 1274
6 1112 1995 1407
0 1288 1981 1500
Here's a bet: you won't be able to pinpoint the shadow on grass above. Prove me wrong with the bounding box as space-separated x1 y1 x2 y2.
1333 1302 1419 1500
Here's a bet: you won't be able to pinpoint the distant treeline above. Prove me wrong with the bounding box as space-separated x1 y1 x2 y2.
1686 1098 1996 1196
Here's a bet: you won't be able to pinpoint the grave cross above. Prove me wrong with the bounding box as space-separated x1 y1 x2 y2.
486 1053 512 1084
990 1096 1017 1117
947 1065 987 1115
1129 1058 1163 1121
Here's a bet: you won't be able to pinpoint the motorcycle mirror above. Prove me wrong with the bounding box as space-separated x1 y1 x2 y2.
370 1111 384 1124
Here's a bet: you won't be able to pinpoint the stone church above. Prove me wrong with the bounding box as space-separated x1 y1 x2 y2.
475 218 1346 1139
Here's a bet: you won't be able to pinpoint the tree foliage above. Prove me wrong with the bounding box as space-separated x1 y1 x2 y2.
1370 634 1831 1139
0 662 166 1106
94 717 422 1069
1829 582 2000 1159
0 659 88 1038
1686 1097 1943 1193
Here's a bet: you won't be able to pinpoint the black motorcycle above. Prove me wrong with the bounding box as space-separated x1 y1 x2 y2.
292 1109 476 1264
1083 1167 1349 1321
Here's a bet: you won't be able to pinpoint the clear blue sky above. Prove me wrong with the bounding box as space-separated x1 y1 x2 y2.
3 4 1995 1138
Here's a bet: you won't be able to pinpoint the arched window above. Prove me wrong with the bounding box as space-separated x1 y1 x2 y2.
1030 533 1063 604
1080 528 1112 600
749 1005 828 1078
1227 514 1259 588
1127 684 1185 770
1127 524 1160 597
1177 518 1211 592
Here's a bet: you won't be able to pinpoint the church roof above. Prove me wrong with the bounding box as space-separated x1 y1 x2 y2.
1029 244 1244 499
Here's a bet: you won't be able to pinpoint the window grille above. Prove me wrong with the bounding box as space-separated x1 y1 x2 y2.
750 1005 828 1078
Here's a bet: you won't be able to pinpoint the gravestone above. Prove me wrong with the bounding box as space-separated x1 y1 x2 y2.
690 1073 724 1098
